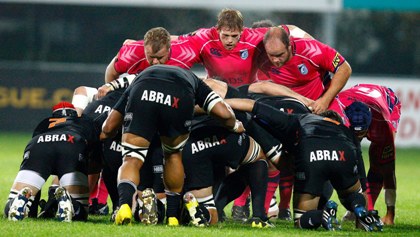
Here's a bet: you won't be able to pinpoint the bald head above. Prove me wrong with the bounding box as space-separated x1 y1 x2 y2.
263 27 292 67
263 26 289 47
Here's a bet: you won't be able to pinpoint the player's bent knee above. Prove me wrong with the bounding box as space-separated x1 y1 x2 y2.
162 138 188 154
121 142 148 162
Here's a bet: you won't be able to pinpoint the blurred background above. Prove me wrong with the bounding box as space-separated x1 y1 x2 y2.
0 0 419 147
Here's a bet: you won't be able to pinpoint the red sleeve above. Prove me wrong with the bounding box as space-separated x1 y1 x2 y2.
114 41 145 74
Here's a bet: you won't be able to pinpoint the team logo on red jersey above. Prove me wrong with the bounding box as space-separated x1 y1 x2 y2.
210 48 222 57
240 49 248 60
298 64 308 75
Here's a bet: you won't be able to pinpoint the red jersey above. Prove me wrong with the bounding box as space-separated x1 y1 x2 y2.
113 40 201 74
179 27 268 87
258 38 346 100
328 84 401 143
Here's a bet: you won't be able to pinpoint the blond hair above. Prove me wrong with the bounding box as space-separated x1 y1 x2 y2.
144 27 171 53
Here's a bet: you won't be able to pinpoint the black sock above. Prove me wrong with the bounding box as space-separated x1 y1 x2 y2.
118 181 137 207
157 199 166 223
242 160 268 220
318 181 334 210
165 191 181 219
214 169 247 220
102 167 119 212
299 210 323 229
340 192 366 211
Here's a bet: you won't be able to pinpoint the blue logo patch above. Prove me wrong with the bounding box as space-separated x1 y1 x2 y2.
240 49 248 60
298 64 308 75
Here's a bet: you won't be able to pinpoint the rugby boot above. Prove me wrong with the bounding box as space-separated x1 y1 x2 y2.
115 203 132 225
277 208 292 221
231 196 251 222
139 188 158 225
38 186 58 218
321 200 341 231
248 217 275 228
355 206 383 232
55 187 75 222
167 217 180 226
8 187 32 221
183 192 208 227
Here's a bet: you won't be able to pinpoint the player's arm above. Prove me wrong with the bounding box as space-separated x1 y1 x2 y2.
105 57 121 83
248 81 314 107
196 80 244 133
226 98 298 142
285 25 314 39
312 61 352 114
100 92 127 140
100 109 123 140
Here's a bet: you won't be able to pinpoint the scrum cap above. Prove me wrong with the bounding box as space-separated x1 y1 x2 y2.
345 101 372 131
52 101 78 118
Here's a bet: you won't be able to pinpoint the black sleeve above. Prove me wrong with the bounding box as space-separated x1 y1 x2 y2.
252 101 299 144
195 78 216 108
113 89 129 114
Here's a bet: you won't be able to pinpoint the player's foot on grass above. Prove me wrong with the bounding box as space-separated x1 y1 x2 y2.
167 217 180 226
248 217 275 228
321 200 341 231
139 188 158 225
55 187 74 222
8 187 32 221
183 192 208 227
115 204 132 225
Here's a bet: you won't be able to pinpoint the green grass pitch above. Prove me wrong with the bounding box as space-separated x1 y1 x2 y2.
0 132 419 236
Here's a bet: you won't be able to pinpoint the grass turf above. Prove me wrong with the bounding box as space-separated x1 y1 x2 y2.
0 132 419 236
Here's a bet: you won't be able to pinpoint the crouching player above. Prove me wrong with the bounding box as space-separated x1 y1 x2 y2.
226 98 383 231
4 102 103 222
329 84 401 225
181 114 272 228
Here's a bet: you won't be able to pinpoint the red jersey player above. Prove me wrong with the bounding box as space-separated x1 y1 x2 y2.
104 27 201 83
253 26 352 114
178 9 312 88
328 83 401 225
73 27 200 114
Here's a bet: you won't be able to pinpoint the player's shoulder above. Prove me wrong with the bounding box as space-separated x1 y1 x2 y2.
292 37 330 58
241 27 266 43
180 27 215 40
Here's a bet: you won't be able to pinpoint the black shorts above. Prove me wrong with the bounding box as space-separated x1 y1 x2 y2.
124 79 195 141
20 134 89 180
182 126 250 191
293 138 359 196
